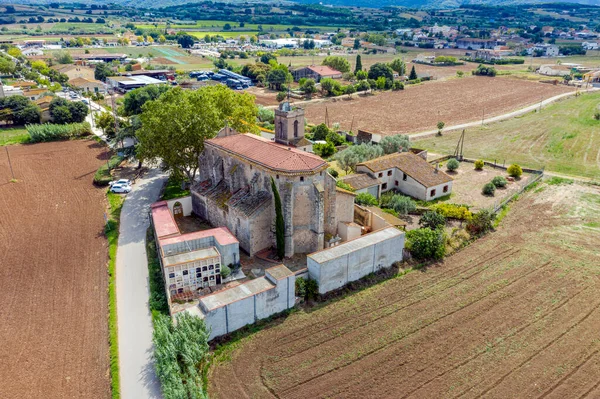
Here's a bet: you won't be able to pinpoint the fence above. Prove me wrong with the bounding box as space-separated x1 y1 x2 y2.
492 172 544 213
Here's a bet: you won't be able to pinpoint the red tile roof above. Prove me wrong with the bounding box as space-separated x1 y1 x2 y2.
151 201 180 239
206 133 327 175
307 65 342 76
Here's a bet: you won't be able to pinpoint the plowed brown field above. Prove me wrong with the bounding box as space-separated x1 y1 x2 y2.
303 77 573 135
0 140 111 398
209 181 600 399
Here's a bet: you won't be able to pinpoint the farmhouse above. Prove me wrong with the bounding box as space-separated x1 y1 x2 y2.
192 102 355 258
291 65 343 82
538 64 573 76
68 77 106 93
352 151 454 201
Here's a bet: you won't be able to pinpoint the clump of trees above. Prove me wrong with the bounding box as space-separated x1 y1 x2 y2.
472 64 497 77
322 56 350 73
334 143 383 174
0 96 40 125
49 97 89 124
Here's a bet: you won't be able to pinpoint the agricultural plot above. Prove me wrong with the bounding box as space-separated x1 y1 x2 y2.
302 77 573 136
0 140 111 398
209 181 600 399
416 91 600 179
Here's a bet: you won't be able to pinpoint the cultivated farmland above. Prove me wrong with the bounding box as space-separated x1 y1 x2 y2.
303 77 573 135
0 140 111 398
209 181 600 399
416 91 600 179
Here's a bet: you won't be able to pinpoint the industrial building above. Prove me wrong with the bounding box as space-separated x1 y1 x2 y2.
106 75 165 93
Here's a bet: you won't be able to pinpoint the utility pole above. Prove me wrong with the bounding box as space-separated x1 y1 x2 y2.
5 147 15 181
109 86 120 146
539 94 543 112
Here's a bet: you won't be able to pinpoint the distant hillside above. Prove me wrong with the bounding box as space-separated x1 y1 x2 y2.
293 0 600 8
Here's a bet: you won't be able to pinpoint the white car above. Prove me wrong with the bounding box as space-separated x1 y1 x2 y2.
110 184 132 194
109 179 132 187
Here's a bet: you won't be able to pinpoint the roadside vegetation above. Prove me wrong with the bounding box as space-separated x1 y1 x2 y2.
106 191 124 399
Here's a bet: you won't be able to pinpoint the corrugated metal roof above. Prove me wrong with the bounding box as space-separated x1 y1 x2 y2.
308 227 403 263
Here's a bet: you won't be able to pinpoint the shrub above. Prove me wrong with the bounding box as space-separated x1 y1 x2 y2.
336 180 355 192
94 155 125 186
305 278 319 301
27 122 92 143
430 203 472 220
406 228 446 260
466 209 496 236
355 192 378 206
419 211 446 230
474 159 484 170
220 264 231 279
295 278 306 298
594 111 600 120
379 191 395 208
392 80 404 91
482 182 496 196
328 168 339 178
446 158 460 171
491 176 507 188
389 194 416 215
507 164 523 178
276 91 286 102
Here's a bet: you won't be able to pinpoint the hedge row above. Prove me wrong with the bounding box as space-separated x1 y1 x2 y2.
27 122 92 143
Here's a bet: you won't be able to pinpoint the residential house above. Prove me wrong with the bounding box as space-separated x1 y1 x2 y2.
456 38 505 50
68 77 106 94
538 64 574 76
352 151 454 201
51 64 96 81
291 65 343 82
35 95 53 123
530 44 560 57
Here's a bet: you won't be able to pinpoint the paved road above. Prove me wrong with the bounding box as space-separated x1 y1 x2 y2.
116 167 167 399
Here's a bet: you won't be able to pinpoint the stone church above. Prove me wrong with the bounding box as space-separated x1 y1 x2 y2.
191 102 355 258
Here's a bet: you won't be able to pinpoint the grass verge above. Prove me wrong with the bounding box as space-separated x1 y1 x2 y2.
0 127 30 146
106 191 124 399
161 175 190 200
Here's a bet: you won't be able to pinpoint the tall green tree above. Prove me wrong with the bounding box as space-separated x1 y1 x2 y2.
271 177 285 260
389 58 406 75
354 54 362 73
368 62 394 81
136 86 257 182
122 84 170 116
409 65 418 80
94 62 112 82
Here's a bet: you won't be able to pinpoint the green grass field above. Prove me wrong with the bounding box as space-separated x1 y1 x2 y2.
0 127 29 146
416 91 600 179
187 31 259 39
136 20 341 31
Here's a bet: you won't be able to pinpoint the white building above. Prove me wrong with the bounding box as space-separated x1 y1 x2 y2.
353 151 454 201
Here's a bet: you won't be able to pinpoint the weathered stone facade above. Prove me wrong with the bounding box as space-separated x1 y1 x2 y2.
191 133 350 257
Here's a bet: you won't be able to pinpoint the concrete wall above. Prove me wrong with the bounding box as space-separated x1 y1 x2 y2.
307 227 405 294
161 236 239 267
198 273 296 340
165 196 193 217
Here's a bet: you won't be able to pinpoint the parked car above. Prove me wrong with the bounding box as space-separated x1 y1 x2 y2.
110 184 132 194
81 99 89 104
109 179 132 187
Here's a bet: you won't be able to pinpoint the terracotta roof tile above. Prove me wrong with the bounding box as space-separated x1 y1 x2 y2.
341 173 381 190
206 133 327 175
358 152 453 188
307 65 342 76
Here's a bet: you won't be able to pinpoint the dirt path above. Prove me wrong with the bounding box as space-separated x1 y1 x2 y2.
208 182 600 399
0 140 111 399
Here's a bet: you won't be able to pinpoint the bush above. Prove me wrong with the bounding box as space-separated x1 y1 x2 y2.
305 278 319 301
419 210 446 230
94 155 124 186
430 203 472 220
295 278 306 298
355 192 378 206
328 168 339 178
336 180 355 192
406 228 446 260
446 158 460 171
474 160 484 170
491 176 507 188
392 80 404 91
27 122 92 143
594 111 600 121
507 164 523 178
220 264 231 279
472 64 497 77
482 182 496 196
276 92 287 102
466 209 495 236
389 194 416 215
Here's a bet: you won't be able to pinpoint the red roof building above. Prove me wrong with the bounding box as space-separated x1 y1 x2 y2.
205 133 327 176
291 65 343 82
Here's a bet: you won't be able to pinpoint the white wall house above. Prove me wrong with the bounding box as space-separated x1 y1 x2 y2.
353 152 453 201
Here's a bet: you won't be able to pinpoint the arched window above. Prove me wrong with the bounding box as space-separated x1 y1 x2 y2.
294 120 299 138
278 121 284 138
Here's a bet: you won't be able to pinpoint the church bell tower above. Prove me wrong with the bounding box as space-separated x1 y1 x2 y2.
274 101 305 146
